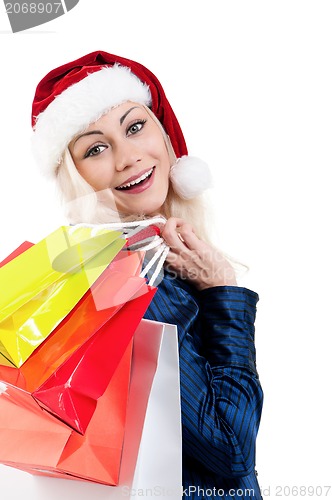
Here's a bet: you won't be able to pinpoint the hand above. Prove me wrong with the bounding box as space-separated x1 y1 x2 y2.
161 217 237 291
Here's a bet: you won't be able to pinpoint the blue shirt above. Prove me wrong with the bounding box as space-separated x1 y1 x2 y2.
144 269 263 499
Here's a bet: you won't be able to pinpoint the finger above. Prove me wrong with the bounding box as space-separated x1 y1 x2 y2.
176 223 203 252
161 218 191 254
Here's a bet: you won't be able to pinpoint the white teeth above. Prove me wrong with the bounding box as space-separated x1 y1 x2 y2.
117 167 154 189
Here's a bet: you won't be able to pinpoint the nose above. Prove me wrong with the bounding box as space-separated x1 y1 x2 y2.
114 139 142 172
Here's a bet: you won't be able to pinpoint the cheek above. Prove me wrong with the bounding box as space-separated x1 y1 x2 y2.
78 168 100 189
158 146 172 177
77 162 114 190
145 130 170 163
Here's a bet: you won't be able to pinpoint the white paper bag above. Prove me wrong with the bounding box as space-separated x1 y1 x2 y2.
108 319 182 499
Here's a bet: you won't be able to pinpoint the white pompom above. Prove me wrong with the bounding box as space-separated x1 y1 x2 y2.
169 156 213 200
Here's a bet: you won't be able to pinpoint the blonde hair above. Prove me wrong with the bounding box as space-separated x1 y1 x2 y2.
56 106 213 243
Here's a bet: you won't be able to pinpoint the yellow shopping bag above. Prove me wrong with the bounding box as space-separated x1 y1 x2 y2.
0 226 125 368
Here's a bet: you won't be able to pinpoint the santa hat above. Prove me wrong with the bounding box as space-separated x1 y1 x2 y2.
31 50 212 199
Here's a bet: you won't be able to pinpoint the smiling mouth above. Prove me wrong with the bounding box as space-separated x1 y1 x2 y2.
115 167 155 191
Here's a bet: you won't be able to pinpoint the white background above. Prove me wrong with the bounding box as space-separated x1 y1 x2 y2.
0 1 331 499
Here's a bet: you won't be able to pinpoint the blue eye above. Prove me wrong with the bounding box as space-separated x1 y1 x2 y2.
85 144 107 158
127 120 147 136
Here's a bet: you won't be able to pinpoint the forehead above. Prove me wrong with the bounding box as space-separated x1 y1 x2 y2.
86 101 147 131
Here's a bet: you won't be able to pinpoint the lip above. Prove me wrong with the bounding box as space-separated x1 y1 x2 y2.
115 167 156 195
116 167 154 188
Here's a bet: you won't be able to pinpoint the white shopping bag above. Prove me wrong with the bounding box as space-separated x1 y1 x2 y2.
109 319 182 499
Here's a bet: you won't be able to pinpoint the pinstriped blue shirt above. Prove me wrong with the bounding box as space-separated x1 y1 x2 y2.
144 269 263 499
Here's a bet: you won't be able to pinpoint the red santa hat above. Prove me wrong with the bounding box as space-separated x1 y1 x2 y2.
31 50 212 200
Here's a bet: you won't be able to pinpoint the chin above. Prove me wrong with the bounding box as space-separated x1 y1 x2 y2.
120 198 166 218
138 207 164 217
142 201 166 217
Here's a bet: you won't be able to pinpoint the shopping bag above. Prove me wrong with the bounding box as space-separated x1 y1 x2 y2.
0 226 124 317
0 226 125 367
128 323 182 499
33 286 156 434
0 319 181 491
0 380 73 465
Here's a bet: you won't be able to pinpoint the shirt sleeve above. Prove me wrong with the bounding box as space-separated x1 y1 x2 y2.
180 285 263 478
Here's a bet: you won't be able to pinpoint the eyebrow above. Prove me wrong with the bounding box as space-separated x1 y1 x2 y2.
120 106 139 125
73 130 104 145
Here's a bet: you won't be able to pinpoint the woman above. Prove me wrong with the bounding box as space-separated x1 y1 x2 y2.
31 50 263 499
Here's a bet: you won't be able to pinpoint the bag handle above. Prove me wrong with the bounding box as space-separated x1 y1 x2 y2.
69 216 170 287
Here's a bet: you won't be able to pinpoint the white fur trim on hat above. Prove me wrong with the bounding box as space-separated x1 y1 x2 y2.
32 64 152 177
170 156 213 199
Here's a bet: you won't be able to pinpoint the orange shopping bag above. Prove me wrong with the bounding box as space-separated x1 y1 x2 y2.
0 340 133 485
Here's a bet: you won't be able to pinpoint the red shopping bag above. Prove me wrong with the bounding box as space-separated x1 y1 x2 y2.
33 286 155 434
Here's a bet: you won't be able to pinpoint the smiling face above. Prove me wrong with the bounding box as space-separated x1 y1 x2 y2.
69 102 171 217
